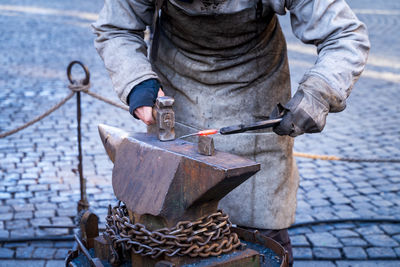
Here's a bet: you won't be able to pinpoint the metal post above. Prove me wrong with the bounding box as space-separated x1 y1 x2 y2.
67 61 91 214
76 90 89 213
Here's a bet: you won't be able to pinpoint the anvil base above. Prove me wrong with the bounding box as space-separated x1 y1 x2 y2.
132 248 260 267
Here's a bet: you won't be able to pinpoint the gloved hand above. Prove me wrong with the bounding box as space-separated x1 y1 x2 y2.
128 79 164 125
271 78 332 137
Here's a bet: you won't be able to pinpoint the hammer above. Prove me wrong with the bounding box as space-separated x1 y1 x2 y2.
152 96 175 141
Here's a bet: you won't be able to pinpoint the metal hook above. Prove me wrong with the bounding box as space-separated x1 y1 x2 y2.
67 61 90 85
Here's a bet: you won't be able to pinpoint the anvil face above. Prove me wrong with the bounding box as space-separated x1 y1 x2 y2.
98 124 260 228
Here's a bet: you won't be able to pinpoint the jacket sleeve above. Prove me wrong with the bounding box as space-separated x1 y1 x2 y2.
92 0 159 105
271 0 370 112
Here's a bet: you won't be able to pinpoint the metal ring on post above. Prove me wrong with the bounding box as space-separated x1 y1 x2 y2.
67 60 90 85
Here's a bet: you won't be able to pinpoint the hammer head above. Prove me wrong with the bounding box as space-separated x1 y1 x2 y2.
155 96 175 141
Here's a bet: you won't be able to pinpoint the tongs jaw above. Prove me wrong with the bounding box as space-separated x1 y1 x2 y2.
219 104 285 135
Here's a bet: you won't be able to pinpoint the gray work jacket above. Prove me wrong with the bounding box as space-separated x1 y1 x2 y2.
93 0 369 229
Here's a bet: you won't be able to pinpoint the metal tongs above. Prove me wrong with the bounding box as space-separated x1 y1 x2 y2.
178 117 282 139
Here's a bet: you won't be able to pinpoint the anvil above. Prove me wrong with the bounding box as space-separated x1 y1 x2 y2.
98 124 260 229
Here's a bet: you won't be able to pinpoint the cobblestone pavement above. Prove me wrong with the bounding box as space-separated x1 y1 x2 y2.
0 0 399 266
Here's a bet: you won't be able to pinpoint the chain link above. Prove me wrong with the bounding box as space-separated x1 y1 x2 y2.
104 202 241 262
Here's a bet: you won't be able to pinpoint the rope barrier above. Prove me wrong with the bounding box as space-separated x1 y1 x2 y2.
1 61 399 164
0 91 75 139
293 152 400 163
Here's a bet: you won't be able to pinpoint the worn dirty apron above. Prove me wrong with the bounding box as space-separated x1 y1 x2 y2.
152 0 299 230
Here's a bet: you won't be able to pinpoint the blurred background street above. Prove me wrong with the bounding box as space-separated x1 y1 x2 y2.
0 0 399 266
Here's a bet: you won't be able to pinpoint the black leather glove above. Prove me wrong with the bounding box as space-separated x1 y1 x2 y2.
128 79 160 119
271 77 337 137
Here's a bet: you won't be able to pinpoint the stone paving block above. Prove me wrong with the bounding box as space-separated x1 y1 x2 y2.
29 184 49 192
17 179 36 185
12 204 34 212
35 203 57 210
366 247 397 259
49 196 70 203
335 261 400 267
332 204 353 211
372 199 394 207
294 260 336 267
0 214 13 222
6 185 26 193
364 234 399 247
288 227 313 235
0 193 11 200
341 189 359 197
329 196 351 205
30 218 51 227
355 210 381 218
0 229 9 239
35 228 69 237
350 195 370 202
356 225 384 235
5 220 28 230
51 216 74 226
57 202 75 209
54 248 69 259
45 260 65 267
10 228 35 238
334 210 360 219
16 246 34 259
0 260 45 267
381 224 400 235
294 214 314 224
330 229 359 238
338 237 368 247
377 184 400 192
34 210 55 218
14 212 33 220
342 247 367 260
306 232 342 248
292 247 313 260
350 202 375 210
332 223 356 229
357 187 379 195
29 197 50 204
312 212 337 221
312 247 341 259
0 248 14 258
56 209 76 217
394 247 400 257
0 206 11 213
6 199 27 206
3 242 27 248
50 184 70 191
32 247 56 259
54 241 74 248
291 235 309 246
31 241 54 248
307 198 330 207
310 225 335 233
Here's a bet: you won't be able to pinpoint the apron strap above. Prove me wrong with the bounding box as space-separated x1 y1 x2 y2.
256 0 263 19
150 0 166 62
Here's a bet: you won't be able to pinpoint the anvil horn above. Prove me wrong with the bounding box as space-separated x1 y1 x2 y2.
98 124 129 163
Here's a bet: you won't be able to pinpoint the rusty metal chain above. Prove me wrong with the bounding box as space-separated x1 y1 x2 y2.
104 202 241 262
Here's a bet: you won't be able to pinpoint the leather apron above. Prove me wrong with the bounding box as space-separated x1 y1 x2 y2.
152 0 299 229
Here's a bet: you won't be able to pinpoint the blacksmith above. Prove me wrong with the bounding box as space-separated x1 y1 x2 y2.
93 0 370 265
